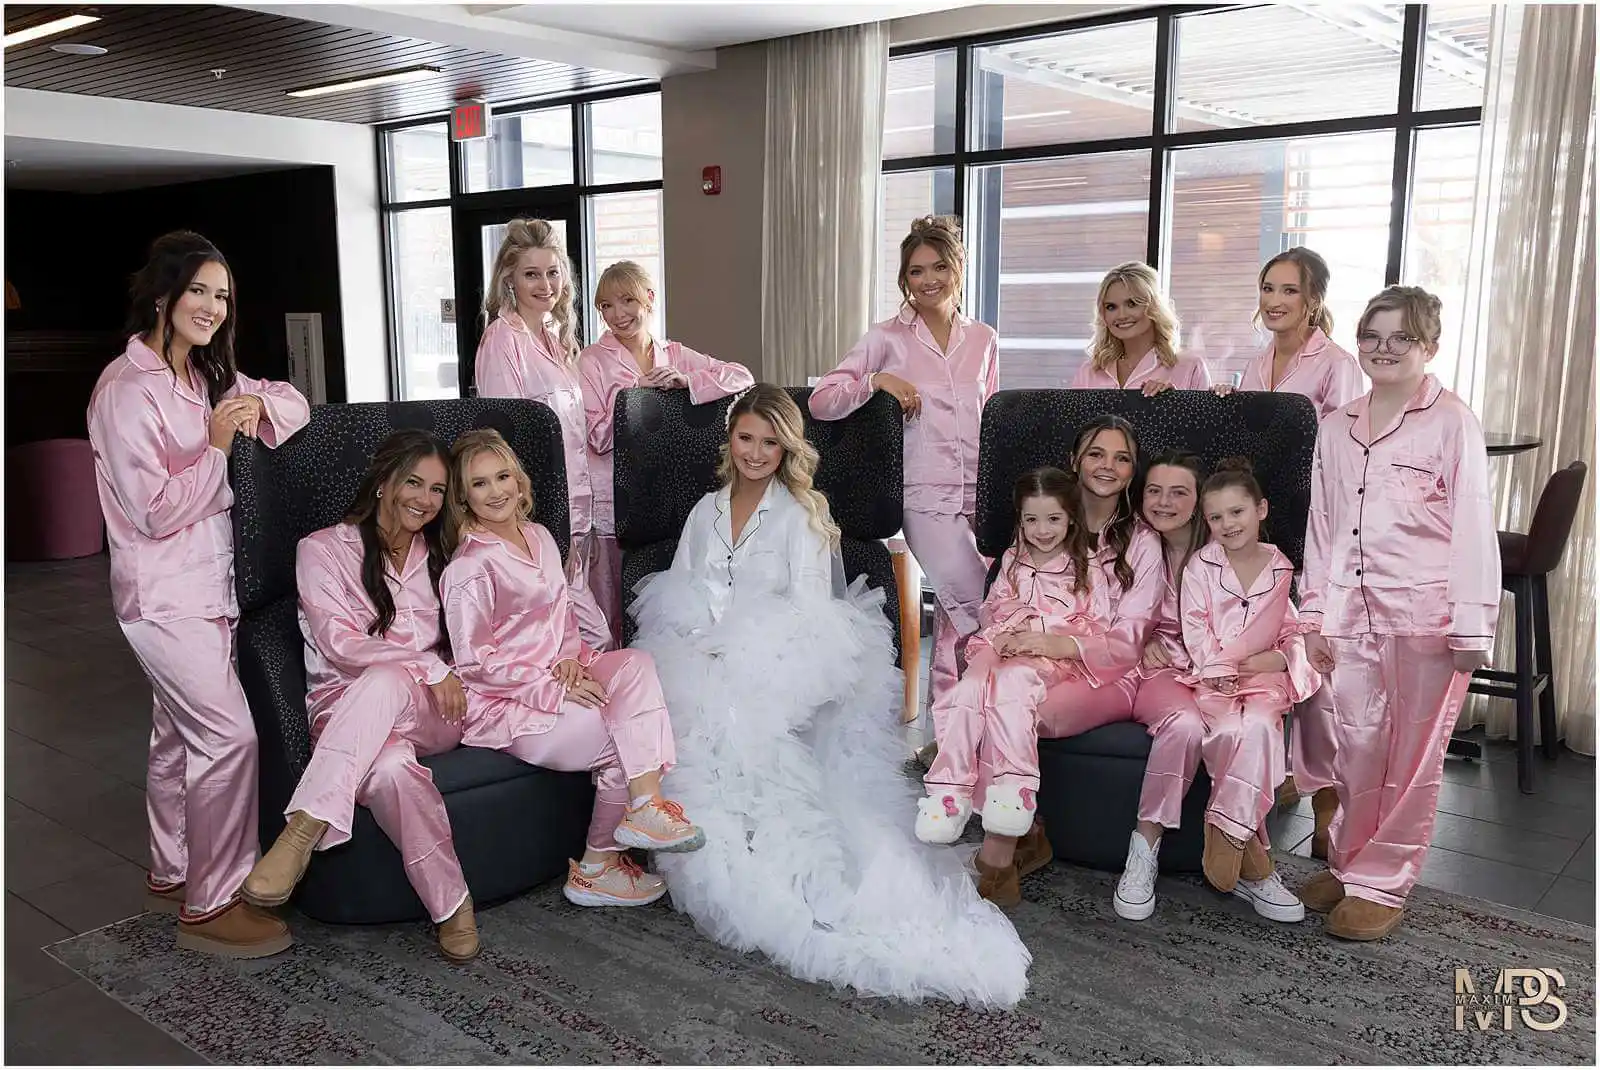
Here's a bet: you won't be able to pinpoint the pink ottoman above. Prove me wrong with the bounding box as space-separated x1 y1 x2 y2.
6 438 105 560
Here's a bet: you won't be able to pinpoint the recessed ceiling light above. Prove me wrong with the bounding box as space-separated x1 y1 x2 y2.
285 65 443 99
50 42 107 55
4 13 101 49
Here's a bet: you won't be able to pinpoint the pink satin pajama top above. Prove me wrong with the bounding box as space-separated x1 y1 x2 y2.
1237 329 1365 419
1179 541 1319 702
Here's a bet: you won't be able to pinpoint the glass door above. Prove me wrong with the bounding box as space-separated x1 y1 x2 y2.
453 201 581 396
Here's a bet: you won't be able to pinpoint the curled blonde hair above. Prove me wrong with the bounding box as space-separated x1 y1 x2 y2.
595 260 655 313
717 383 840 548
898 215 966 313
444 429 534 553
1088 261 1181 372
1357 285 1443 349
485 218 579 363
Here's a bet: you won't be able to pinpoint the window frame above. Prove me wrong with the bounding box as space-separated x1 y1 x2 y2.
377 82 664 400
884 4 1483 330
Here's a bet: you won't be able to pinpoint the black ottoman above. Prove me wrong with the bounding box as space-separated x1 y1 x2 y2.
1036 723 1211 873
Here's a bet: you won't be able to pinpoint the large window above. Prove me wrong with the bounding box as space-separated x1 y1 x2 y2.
883 5 1491 387
380 89 665 400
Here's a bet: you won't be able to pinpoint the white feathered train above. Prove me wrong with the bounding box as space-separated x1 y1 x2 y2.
630 479 1031 1008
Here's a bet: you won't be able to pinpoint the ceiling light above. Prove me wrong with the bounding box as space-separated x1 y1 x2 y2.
4 13 100 49
286 65 443 99
51 42 107 55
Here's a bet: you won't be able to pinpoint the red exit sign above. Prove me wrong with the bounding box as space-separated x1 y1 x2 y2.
451 99 491 141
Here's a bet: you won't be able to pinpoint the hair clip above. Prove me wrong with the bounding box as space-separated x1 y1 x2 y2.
724 386 755 430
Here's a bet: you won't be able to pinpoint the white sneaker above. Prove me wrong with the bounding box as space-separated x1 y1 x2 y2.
915 793 973 845
980 784 1037 838
1232 870 1306 923
1113 831 1160 921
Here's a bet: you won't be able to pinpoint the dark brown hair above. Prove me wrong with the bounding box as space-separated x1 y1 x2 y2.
343 430 452 646
1201 455 1265 504
1071 414 1141 590
125 230 238 406
1008 466 1092 594
897 215 966 312
1141 450 1208 592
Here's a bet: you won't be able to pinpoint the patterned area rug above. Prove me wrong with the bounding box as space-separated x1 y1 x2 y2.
48 854 1594 1065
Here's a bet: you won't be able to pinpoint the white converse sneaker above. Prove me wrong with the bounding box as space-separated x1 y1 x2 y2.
1113 831 1160 921
980 784 1037 838
915 793 973 845
1232 870 1306 923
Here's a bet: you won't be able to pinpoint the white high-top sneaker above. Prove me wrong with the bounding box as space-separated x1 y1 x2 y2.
1113 831 1160 921
1232 870 1307 923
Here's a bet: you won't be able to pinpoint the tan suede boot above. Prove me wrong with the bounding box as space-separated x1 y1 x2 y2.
438 898 480 962
1311 788 1339 861
1276 775 1301 810
177 901 292 959
1202 823 1247 893
242 811 328 908
1240 836 1274 882
145 877 185 916
1299 869 1346 913
976 857 1021 909
1325 895 1404 941
1013 821 1054 878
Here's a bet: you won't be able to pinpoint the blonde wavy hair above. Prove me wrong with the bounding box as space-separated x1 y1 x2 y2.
484 218 579 362
1088 261 1181 372
898 215 966 313
595 260 655 314
717 384 840 548
443 429 534 553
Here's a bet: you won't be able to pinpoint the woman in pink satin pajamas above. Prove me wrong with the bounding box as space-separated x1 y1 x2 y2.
243 431 484 960
1179 460 1319 920
578 261 753 644
1298 286 1499 941
440 430 704 910
1071 262 1212 395
809 216 997 720
473 218 612 652
1216 248 1367 853
89 231 308 959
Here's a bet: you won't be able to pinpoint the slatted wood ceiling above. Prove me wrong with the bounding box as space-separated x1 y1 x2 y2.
3 4 647 125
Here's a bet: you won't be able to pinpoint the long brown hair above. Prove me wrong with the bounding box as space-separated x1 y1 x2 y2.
125 230 239 406
1256 247 1334 335
1006 467 1092 595
1071 414 1141 590
897 215 966 313
343 430 452 646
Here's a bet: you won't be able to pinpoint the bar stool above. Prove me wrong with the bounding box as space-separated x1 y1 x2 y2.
1468 461 1588 794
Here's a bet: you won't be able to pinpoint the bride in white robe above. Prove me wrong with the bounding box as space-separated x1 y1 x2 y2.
629 384 1030 1008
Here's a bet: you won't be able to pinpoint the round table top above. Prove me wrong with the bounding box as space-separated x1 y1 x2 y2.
1485 432 1543 456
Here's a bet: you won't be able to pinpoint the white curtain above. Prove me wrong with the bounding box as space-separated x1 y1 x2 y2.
761 23 889 387
1453 4 1597 755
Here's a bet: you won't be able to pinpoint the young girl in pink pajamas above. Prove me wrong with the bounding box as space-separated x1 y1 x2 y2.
244 431 481 961
474 218 612 651
809 216 997 721
1215 247 1366 856
1071 262 1212 394
916 467 1095 898
439 430 704 909
90 230 309 959
578 261 753 643
1180 458 1319 920
1299 286 1498 941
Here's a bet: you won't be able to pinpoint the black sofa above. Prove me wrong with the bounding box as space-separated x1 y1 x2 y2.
612 387 905 659
230 399 597 924
973 388 1319 871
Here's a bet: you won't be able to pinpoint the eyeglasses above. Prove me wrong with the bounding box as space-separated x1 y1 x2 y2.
1355 333 1420 356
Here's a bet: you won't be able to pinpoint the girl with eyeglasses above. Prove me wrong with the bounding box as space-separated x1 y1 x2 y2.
1297 285 1498 942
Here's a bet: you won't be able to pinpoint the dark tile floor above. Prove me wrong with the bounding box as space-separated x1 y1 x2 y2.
6 556 1596 1064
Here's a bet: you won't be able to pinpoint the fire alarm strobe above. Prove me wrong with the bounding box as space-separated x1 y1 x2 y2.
702 166 721 195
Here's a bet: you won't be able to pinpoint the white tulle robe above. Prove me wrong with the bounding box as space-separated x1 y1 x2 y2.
630 480 1031 1008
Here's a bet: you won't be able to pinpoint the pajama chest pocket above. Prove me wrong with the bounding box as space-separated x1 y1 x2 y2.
1385 454 1446 505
